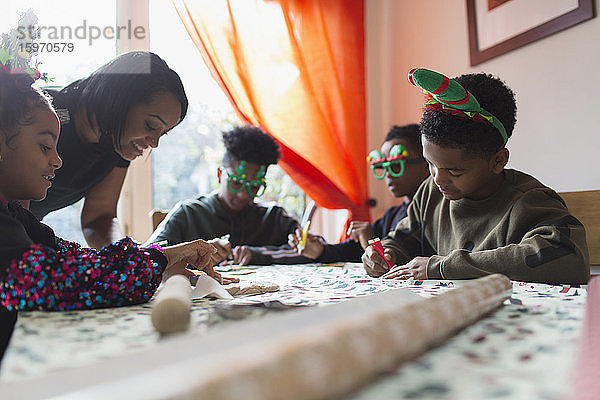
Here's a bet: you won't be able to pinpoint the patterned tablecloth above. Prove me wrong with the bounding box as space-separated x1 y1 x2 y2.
0 263 586 400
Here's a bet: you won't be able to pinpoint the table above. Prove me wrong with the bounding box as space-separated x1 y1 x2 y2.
0 264 587 399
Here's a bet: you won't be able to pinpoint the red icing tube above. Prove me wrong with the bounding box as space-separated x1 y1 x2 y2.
368 238 395 270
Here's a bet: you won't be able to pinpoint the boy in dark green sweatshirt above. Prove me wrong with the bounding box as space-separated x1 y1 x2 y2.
362 68 589 285
149 125 309 265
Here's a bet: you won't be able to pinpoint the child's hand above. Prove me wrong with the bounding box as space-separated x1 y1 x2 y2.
207 237 232 264
361 245 395 277
381 257 429 280
347 221 376 250
288 232 300 248
232 245 252 265
163 239 216 269
288 229 324 259
301 234 325 259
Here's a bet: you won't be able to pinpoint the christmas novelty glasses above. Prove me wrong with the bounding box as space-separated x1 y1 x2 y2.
366 144 423 180
224 161 267 197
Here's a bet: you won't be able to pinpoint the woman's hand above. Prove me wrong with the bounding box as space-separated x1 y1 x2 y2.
163 239 216 270
361 245 395 277
381 257 429 280
347 221 375 250
162 260 194 282
207 237 232 264
201 264 239 284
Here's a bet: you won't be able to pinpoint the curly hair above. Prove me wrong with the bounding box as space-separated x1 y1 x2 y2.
420 73 517 158
385 124 422 153
222 125 280 167
0 72 53 147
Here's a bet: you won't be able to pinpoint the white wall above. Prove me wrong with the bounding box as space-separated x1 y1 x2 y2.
366 0 600 218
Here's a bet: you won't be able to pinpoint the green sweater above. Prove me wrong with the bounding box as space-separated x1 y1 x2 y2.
148 193 310 265
383 169 590 284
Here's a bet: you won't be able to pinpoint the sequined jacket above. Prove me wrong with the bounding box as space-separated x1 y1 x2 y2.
0 199 167 362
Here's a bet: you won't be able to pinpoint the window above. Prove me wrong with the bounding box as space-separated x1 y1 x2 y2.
149 0 305 221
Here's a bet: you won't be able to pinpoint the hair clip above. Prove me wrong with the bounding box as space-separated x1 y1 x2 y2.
0 9 53 85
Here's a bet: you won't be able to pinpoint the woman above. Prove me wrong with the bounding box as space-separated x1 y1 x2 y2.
29 51 188 248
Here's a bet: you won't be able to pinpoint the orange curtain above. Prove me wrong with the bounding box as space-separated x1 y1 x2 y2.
173 0 369 236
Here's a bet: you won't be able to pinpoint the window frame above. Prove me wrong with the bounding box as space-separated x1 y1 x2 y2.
116 0 154 242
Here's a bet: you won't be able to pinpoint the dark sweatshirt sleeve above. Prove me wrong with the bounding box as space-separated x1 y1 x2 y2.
276 206 301 240
316 204 410 263
316 240 364 263
1 236 167 312
246 206 313 265
147 202 189 245
371 217 386 238
246 244 314 265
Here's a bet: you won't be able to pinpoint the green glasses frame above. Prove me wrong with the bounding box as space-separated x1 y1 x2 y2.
366 144 423 180
224 161 267 197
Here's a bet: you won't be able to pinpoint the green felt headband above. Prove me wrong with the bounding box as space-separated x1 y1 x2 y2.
408 68 507 144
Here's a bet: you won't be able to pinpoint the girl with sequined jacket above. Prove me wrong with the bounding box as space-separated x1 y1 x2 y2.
0 70 219 364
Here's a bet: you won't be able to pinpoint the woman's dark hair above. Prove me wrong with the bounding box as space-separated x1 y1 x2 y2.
385 124 422 153
0 72 53 146
222 125 280 167
420 73 517 158
60 51 188 152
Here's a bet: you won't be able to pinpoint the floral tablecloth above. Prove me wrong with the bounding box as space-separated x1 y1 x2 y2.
0 264 586 400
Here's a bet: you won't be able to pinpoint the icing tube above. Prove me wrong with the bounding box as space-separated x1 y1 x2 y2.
368 238 395 270
151 274 192 334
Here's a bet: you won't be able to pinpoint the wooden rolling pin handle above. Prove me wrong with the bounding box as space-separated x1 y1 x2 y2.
151 274 192 334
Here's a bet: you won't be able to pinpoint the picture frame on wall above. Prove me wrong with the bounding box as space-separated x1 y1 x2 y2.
467 0 596 66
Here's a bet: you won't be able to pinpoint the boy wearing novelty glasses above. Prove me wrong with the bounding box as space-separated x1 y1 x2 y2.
148 126 309 266
362 69 589 285
289 124 429 262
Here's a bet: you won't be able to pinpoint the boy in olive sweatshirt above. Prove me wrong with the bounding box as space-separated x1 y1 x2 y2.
362 68 589 285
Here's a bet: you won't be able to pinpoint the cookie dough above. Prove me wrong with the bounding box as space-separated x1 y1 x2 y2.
224 281 280 296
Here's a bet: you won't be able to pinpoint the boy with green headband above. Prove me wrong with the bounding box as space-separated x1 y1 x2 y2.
362 68 589 285
149 125 309 265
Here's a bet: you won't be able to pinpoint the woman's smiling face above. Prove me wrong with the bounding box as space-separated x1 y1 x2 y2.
117 91 181 161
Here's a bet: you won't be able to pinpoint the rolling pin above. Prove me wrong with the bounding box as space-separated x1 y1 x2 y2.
151 274 192 334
